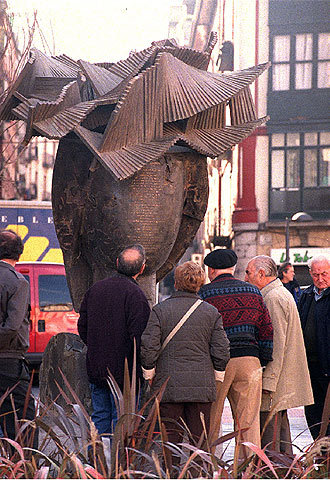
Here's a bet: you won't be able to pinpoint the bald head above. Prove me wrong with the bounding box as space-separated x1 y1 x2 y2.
116 244 146 278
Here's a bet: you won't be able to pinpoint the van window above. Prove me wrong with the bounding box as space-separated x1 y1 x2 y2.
38 275 73 311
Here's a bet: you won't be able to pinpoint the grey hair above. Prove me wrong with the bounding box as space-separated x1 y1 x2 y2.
308 255 330 270
225 265 236 274
251 255 278 277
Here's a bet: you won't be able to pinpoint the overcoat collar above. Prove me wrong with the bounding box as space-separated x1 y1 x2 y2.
261 277 283 296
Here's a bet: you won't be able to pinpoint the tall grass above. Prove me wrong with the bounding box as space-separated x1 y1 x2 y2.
1 365 330 478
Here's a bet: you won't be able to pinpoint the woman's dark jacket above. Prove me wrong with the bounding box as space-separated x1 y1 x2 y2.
140 291 230 403
298 285 330 376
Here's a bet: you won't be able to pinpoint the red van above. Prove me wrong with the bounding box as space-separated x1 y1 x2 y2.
15 262 79 367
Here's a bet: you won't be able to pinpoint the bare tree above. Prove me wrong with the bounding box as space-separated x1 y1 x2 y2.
0 2 37 198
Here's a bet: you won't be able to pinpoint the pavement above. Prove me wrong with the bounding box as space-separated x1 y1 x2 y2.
221 399 313 460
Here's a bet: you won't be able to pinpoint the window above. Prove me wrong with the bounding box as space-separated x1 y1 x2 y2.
318 33 330 88
38 275 73 311
272 32 330 91
272 36 290 91
295 34 313 89
269 132 330 218
270 133 300 189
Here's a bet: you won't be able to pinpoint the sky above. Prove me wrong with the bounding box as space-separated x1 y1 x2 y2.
7 0 180 63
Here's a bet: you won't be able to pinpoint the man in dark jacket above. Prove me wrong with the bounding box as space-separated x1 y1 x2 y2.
298 254 330 439
199 248 273 457
278 262 302 305
0 229 37 447
78 244 150 436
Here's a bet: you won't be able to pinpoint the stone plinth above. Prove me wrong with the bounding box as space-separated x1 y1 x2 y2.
39 332 91 414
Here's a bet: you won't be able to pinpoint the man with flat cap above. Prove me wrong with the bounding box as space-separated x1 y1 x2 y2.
199 248 273 458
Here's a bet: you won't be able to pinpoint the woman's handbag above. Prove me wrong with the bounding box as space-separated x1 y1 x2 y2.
160 299 203 353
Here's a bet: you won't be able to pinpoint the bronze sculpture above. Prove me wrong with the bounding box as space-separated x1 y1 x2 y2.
0 35 269 309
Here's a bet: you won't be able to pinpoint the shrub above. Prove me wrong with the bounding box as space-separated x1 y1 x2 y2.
1 364 330 478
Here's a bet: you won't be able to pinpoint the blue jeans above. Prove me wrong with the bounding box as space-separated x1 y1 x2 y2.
90 383 118 435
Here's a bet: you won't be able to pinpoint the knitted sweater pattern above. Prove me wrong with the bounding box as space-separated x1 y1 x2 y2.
199 274 273 365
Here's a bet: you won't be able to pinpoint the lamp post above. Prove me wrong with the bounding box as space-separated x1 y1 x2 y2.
285 211 313 262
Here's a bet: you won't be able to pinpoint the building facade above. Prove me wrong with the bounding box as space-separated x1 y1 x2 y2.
186 0 330 284
0 0 56 201
265 0 330 284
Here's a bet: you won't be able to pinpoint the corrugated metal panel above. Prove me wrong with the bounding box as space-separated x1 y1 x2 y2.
0 36 269 181
78 60 123 96
100 55 269 152
75 125 178 180
182 117 269 157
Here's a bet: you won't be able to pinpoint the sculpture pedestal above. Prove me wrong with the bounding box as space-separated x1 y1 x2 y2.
39 332 91 414
138 273 157 306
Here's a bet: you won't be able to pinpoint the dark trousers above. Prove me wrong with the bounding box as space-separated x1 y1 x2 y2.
160 401 211 474
160 401 212 445
260 410 293 454
0 358 37 449
305 361 330 439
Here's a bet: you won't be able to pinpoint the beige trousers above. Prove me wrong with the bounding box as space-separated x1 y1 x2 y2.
209 356 262 458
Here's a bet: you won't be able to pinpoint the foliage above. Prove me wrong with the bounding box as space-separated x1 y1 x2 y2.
1 366 330 478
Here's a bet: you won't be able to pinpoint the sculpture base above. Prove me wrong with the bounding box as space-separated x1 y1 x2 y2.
39 333 91 413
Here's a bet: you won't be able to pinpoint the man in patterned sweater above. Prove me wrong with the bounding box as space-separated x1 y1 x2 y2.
199 248 273 457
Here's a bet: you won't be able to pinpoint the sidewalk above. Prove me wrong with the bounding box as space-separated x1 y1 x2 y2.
221 400 313 460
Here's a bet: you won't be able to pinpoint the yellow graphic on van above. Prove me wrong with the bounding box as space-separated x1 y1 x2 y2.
6 225 29 240
19 237 49 261
5 225 63 263
42 248 64 263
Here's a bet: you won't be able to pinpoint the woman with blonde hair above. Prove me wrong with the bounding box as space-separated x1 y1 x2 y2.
141 261 229 455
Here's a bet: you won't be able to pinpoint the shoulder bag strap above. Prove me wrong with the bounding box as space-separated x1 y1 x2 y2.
160 299 203 353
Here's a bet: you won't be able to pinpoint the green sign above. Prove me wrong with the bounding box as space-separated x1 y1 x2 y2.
279 250 313 264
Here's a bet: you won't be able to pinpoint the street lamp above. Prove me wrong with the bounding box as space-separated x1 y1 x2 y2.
285 212 313 262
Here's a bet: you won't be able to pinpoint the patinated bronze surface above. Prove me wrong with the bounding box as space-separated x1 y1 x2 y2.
0 35 269 308
52 137 208 307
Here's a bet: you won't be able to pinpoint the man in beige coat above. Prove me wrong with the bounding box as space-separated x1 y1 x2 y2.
245 255 313 453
